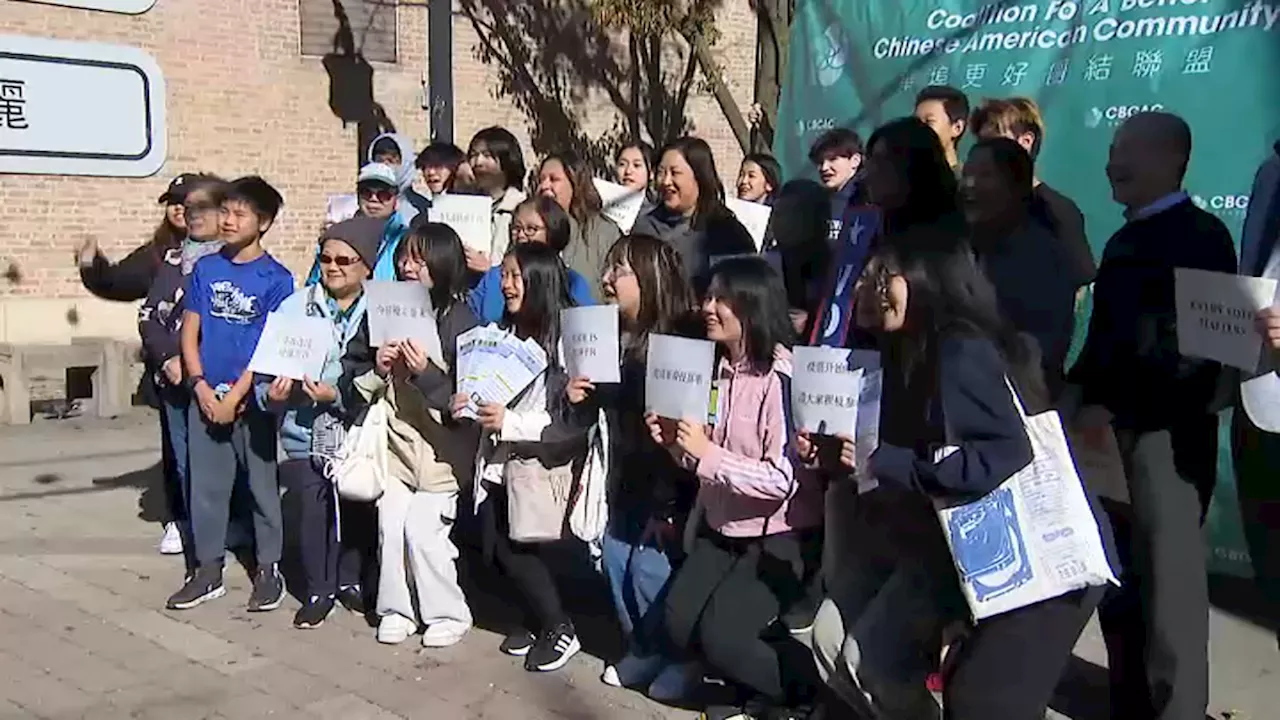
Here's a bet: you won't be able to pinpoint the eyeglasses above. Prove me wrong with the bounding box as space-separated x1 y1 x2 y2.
319 254 361 267
358 187 396 202
604 263 634 280
512 224 545 237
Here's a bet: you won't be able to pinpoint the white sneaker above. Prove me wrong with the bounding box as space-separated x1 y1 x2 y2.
376 613 415 645
421 620 470 648
158 522 183 555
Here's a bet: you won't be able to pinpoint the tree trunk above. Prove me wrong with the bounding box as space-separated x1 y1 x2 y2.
687 31 751 154
752 0 792 153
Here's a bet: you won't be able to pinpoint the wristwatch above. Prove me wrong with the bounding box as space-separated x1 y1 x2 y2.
185 374 206 391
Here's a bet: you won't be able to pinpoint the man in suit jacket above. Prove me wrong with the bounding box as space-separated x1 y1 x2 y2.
1237 141 1280 643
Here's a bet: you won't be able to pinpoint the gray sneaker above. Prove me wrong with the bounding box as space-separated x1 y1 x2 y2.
247 563 284 612
166 566 225 610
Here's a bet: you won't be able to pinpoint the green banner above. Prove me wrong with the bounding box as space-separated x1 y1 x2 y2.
776 0 1280 577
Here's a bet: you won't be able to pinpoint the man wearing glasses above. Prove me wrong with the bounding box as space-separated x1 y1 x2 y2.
309 163 408 284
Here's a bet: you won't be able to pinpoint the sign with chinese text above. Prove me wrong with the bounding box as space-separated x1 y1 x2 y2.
792 345 863 436
427 194 493 254
776 0 1280 576
16 0 157 13
0 35 166 177
561 305 620 383
248 313 333 381
645 334 715 421
366 281 443 360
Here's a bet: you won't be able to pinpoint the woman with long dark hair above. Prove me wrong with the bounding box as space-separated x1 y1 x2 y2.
651 256 823 718
615 140 656 214
452 242 591 674
630 137 756 292
537 150 621 290
566 234 703 698
962 137 1076 399
805 241 1112 719
338 221 481 647
466 126 528 271
805 118 964 350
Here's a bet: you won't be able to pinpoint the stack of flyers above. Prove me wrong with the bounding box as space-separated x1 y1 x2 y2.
455 324 549 419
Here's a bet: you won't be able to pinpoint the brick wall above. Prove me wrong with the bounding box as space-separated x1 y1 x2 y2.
0 0 756 342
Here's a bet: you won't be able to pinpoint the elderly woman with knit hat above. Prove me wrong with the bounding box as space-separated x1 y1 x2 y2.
259 217 384 629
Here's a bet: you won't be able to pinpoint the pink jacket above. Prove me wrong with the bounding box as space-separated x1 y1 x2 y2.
686 347 823 538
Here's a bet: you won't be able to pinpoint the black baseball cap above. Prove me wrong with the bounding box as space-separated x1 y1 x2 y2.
158 173 202 204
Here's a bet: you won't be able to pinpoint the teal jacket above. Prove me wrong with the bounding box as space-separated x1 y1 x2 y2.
256 283 368 460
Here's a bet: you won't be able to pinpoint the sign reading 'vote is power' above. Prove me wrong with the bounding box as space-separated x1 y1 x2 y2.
0 35 167 177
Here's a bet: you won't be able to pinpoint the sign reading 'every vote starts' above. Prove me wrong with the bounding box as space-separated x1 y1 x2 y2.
561 306 620 383
1175 268 1278 372
645 334 715 421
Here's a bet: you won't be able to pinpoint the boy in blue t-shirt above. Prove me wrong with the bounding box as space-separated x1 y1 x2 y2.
167 176 295 612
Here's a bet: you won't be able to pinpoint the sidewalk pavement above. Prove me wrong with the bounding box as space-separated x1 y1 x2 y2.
0 409 1273 719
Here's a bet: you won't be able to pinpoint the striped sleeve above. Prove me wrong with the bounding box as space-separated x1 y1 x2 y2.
693 370 796 501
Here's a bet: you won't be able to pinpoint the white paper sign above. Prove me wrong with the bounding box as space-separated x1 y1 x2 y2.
593 179 646 233
248 313 333 381
792 346 863 436
326 194 358 225
365 281 443 361
1174 268 1278 371
849 350 883 494
427 194 493 254
561 306 621 383
645 334 715 421
726 197 773 251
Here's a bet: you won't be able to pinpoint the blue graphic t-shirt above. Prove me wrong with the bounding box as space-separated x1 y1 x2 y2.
188 251 294 391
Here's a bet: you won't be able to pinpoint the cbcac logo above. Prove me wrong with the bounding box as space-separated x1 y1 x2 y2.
1192 194 1250 214
797 118 837 137
1085 103 1165 129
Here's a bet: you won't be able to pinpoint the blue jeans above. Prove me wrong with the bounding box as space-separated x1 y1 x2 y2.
159 387 196 571
603 525 675 654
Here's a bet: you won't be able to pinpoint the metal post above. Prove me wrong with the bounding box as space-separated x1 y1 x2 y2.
428 0 454 143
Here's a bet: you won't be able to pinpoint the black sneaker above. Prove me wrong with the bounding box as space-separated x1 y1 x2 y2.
524 622 581 672
293 595 335 629
336 584 365 615
166 566 225 610
499 629 536 657
247 563 284 612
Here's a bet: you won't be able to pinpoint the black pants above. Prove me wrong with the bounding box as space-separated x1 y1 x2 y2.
279 458 377 598
945 585 1104 719
483 491 568 634
1099 422 1215 720
664 528 817 705
1230 410 1280 633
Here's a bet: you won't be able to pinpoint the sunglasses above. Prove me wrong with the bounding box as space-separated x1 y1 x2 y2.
358 187 396 202
319 254 361 267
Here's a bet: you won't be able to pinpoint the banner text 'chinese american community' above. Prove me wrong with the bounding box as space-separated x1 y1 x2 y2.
873 0 1280 60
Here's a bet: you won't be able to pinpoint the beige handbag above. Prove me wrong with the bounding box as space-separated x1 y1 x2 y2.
503 457 576 543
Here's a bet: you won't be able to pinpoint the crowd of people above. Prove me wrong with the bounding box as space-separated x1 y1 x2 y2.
73 83 1280 720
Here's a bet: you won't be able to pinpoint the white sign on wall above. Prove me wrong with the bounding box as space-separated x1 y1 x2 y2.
15 0 157 14
0 35 167 177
